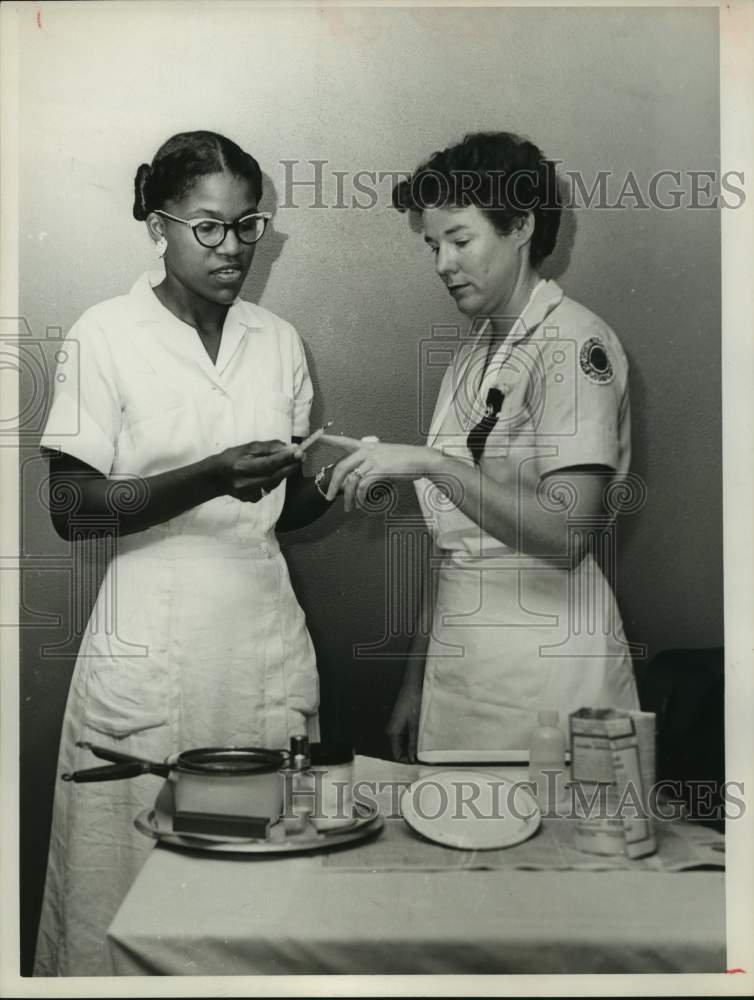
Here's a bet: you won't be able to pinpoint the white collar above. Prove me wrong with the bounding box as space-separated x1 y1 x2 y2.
427 279 565 446
127 271 255 380
473 278 564 347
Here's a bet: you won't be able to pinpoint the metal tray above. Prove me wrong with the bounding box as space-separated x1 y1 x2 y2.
134 781 383 855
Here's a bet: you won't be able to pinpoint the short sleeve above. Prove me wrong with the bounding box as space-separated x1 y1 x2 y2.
39 314 122 475
533 334 627 476
290 329 313 439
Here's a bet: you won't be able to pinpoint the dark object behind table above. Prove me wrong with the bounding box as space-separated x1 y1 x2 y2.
638 647 725 833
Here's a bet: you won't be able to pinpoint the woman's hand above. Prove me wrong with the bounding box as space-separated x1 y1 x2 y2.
386 683 423 763
320 434 439 511
213 440 303 502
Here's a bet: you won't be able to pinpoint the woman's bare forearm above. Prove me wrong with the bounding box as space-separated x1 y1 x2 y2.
45 441 303 540
45 450 223 539
425 451 602 566
323 436 588 565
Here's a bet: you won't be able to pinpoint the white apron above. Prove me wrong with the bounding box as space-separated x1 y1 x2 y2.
35 273 319 975
414 280 639 754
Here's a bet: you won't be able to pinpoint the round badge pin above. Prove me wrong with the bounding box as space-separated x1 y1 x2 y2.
579 337 614 384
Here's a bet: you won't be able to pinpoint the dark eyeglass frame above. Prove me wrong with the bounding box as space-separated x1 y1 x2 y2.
154 209 272 248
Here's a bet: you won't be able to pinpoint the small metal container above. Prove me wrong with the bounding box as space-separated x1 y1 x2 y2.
63 742 286 836
170 747 285 824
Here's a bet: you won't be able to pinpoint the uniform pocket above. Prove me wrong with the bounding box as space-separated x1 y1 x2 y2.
79 658 170 740
253 390 293 443
262 390 294 414
276 560 319 715
440 436 476 463
286 664 320 716
123 371 185 427
283 623 319 716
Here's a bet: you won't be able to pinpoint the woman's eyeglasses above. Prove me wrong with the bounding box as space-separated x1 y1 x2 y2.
154 210 271 248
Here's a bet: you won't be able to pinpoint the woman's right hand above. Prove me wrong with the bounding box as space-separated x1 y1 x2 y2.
387 683 423 763
213 440 304 502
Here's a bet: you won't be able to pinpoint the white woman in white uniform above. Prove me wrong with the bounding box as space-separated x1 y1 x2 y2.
324 131 640 761
34 131 333 976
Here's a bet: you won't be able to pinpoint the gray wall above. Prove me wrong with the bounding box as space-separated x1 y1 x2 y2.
18 4 721 972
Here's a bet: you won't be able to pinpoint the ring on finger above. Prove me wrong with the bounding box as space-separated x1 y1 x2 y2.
353 468 366 480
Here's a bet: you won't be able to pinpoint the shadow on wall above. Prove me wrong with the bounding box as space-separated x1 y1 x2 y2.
243 171 287 306
541 199 576 281
250 166 410 752
619 342 648 559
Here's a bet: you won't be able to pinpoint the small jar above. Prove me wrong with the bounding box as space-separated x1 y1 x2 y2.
309 743 355 830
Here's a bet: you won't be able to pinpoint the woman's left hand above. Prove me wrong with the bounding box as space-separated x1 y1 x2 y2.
320 434 438 511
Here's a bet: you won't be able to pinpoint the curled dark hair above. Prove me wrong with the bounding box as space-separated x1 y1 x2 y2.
393 131 561 269
133 131 263 221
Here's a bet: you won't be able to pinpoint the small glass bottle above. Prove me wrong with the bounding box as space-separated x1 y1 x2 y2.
289 734 311 771
528 709 566 812
281 734 312 833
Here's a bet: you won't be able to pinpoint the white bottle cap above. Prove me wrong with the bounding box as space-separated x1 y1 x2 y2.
538 709 559 726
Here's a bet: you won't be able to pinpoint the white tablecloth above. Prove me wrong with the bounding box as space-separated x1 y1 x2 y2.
106 756 725 975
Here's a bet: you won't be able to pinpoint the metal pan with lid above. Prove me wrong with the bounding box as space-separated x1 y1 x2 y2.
63 741 286 827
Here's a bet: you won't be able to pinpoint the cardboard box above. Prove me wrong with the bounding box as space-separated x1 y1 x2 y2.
569 708 657 859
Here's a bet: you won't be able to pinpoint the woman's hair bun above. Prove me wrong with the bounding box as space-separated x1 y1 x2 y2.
132 162 152 221
132 132 263 224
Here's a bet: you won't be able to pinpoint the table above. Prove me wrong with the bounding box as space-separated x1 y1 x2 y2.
106 756 726 975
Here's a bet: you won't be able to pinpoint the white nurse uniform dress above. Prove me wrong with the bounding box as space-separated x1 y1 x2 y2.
34 271 320 975
414 279 640 756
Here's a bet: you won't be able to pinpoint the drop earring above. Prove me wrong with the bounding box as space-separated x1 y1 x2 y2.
155 236 168 258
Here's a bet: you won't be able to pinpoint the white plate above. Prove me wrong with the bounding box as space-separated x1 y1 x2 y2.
400 769 541 851
417 749 529 765
134 782 383 855
417 749 572 765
